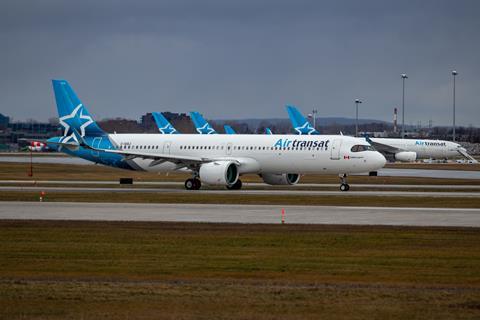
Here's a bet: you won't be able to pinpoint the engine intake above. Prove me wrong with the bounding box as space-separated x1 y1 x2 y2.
394 151 417 162
261 173 300 185
199 161 239 186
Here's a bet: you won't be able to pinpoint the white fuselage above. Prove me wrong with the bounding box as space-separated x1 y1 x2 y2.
371 138 463 159
108 133 386 174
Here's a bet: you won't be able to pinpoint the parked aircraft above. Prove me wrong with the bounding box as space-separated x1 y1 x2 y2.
152 112 179 134
46 80 386 191
190 112 217 134
286 105 474 162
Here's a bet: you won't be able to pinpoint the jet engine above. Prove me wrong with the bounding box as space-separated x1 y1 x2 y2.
260 173 300 185
394 151 417 162
199 161 239 186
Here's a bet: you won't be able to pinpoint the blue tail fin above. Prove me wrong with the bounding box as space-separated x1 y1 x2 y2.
286 105 319 135
224 125 236 134
152 112 179 134
52 80 105 138
265 127 273 135
189 111 217 134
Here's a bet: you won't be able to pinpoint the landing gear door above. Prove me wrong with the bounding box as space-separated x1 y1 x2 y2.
163 141 171 154
330 139 342 160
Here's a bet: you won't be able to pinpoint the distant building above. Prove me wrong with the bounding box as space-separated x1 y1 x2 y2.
0 113 10 129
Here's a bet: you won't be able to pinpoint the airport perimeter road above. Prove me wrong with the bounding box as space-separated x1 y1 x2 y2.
1 202 479 227
0 186 479 197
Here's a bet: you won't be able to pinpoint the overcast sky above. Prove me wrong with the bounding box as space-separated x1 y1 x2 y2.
1 0 479 126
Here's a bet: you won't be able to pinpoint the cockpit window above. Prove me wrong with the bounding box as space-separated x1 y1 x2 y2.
351 145 375 152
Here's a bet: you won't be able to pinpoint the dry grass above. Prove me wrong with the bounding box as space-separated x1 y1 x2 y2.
0 221 479 319
1 191 480 207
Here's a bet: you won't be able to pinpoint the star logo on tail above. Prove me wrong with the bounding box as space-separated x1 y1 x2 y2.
59 103 94 143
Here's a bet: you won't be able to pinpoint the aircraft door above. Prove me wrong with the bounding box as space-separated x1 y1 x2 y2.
92 137 102 157
330 139 342 160
163 141 171 154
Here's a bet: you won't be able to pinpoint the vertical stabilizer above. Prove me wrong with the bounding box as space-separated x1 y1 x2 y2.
190 111 217 134
152 112 179 134
52 80 105 139
286 105 320 135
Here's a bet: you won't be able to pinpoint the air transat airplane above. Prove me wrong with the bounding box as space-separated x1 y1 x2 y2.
190 111 217 134
286 105 474 162
47 80 386 191
152 112 179 134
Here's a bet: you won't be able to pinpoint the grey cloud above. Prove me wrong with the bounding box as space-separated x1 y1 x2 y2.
1 0 479 126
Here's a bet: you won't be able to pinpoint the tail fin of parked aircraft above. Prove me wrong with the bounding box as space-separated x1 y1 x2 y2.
190 111 217 134
52 80 106 138
224 125 236 134
286 105 320 135
152 112 179 134
265 128 273 135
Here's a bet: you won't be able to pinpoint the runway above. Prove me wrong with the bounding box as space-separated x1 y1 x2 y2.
1 201 479 227
1 185 479 197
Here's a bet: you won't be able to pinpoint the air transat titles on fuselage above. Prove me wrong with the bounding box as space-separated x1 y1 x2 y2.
273 138 330 149
415 141 447 147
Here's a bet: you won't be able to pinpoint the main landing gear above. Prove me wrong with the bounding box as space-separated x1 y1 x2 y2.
185 178 201 190
339 174 350 191
226 179 242 190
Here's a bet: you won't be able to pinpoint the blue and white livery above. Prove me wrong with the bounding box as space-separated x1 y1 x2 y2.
152 112 179 134
190 111 217 134
286 105 320 135
47 80 387 191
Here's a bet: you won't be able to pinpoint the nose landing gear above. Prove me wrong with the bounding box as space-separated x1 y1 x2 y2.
339 174 350 191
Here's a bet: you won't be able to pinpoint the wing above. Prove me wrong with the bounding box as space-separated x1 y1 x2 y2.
367 138 402 154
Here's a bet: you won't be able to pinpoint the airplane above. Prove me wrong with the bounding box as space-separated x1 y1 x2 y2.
286 105 475 162
265 128 273 135
286 105 320 135
189 111 217 134
46 80 386 191
152 112 179 134
224 125 236 134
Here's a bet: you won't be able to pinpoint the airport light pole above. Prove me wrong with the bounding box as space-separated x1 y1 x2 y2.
452 70 458 141
355 99 362 137
312 109 318 130
401 74 408 138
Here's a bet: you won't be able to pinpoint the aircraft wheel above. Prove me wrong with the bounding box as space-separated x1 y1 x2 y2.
185 179 195 190
193 178 202 190
226 179 242 190
340 183 350 191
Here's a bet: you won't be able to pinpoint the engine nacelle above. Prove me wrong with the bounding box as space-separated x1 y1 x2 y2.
261 173 300 185
199 161 239 186
395 151 417 162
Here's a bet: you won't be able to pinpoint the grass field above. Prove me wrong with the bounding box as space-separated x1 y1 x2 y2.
1 191 480 207
1 162 480 185
0 220 479 319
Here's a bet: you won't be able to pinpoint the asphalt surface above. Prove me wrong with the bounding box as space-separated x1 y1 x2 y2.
1 202 479 227
2 180 480 189
1 185 479 197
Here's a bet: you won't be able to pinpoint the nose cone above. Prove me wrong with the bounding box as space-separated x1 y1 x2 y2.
373 151 387 169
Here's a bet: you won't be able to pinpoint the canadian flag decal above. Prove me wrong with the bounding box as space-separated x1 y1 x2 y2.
344 155 350 159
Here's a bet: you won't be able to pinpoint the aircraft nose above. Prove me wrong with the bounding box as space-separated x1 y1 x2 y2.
374 151 387 168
